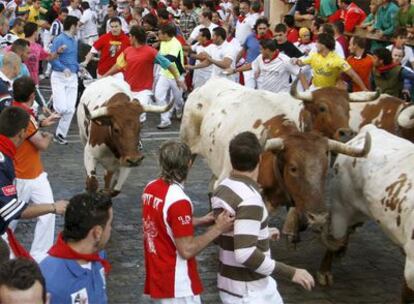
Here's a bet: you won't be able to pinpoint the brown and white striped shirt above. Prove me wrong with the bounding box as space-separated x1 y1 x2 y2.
212 174 294 297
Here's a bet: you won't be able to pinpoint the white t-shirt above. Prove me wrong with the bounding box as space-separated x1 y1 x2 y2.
68 6 82 19
191 43 213 87
235 13 258 45
80 9 98 39
106 16 129 34
386 44 414 66
206 41 235 81
188 23 218 43
252 53 301 93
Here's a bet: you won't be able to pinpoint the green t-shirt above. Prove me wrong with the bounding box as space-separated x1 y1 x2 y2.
396 4 414 28
318 0 337 17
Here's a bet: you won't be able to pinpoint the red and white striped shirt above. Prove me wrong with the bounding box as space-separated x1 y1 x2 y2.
142 179 203 299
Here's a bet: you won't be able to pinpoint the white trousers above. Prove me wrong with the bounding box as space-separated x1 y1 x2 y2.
132 89 153 123
154 74 184 124
219 277 283 304
150 295 201 304
243 70 256 89
51 71 78 137
11 172 56 263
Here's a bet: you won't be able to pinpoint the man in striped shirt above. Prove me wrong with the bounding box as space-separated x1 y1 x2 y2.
212 132 314 304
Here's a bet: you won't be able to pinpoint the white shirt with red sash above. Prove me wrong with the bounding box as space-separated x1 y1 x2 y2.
142 179 203 299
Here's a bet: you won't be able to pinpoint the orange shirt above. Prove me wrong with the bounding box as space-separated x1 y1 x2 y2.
14 115 43 179
347 54 374 92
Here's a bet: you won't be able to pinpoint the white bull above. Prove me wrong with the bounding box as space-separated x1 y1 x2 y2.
319 124 414 302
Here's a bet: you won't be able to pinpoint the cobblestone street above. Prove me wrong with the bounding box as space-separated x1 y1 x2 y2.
15 91 404 303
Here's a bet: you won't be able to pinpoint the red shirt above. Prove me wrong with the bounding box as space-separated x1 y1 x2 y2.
347 54 374 92
120 45 158 92
93 32 130 75
142 179 203 299
287 28 299 43
329 3 366 32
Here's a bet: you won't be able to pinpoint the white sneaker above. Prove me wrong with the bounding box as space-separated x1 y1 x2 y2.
157 121 171 129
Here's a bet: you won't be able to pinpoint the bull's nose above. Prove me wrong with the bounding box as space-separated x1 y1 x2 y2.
336 128 356 142
306 211 329 233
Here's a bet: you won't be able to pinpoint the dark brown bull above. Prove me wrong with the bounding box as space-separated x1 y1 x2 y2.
256 115 371 240
80 92 172 196
291 81 380 142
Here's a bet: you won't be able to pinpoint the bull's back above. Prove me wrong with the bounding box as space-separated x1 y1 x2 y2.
199 91 302 178
333 125 414 245
349 96 410 138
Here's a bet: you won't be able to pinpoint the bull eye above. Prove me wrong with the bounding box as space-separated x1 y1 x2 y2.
289 166 297 174
113 127 120 134
319 105 327 113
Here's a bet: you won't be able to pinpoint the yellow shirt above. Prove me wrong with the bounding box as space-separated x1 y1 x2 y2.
28 6 40 23
27 6 46 25
302 51 351 88
159 37 184 79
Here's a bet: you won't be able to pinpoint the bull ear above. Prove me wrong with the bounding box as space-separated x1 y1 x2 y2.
92 116 112 126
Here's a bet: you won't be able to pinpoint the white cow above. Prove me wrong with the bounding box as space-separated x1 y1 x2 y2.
319 124 414 302
77 76 171 196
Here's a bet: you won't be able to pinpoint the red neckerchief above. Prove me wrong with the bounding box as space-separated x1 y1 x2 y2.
376 62 400 73
227 36 233 42
0 135 16 159
238 15 245 23
256 30 273 40
48 233 112 274
12 101 34 117
263 50 280 63
6 228 32 260
201 39 212 47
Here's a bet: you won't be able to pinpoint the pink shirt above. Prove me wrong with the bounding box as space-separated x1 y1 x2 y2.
25 42 49 84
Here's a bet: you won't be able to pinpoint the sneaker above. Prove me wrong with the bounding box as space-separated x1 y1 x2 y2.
138 139 143 151
175 109 182 120
53 134 68 145
157 121 171 129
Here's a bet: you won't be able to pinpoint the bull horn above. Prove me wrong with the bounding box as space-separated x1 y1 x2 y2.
328 132 371 157
397 105 414 128
258 129 269 148
348 89 380 102
290 78 313 102
89 107 109 119
142 100 174 113
265 138 284 151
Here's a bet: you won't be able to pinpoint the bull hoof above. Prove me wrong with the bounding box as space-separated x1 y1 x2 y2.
111 190 121 197
316 271 333 286
98 189 120 197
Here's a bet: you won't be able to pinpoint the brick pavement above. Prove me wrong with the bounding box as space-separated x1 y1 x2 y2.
15 109 404 304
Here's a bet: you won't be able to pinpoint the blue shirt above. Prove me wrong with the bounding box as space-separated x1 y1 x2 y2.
50 32 79 73
40 255 108 304
244 33 261 63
